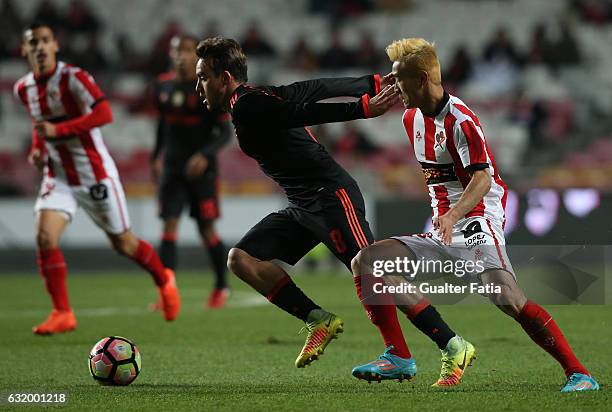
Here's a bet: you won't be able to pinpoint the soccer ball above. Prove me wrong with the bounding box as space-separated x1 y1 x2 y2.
88 336 141 385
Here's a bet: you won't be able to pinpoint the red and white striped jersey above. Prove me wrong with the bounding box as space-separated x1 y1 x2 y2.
402 92 508 225
13 61 118 187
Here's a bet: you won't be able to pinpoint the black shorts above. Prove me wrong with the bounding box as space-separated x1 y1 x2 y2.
158 171 220 222
234 183 374 270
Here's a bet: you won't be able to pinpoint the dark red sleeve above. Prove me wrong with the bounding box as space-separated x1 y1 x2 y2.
54 100 113 137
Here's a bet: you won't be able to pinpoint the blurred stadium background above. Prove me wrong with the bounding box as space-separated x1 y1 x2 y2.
0 0 611 270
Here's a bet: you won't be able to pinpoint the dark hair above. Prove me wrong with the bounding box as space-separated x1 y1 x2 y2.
196 37 248 82
23 21 54 34
171 34 198 48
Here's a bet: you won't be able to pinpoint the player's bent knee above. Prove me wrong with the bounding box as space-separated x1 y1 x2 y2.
351 244 381 276
351 241 397 276
350 249 365 275
36 230 58 250
227 248 252 275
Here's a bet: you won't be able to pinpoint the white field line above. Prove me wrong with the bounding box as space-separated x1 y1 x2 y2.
0 291 267 318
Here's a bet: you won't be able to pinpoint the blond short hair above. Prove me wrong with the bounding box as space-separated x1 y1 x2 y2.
386 38 441 81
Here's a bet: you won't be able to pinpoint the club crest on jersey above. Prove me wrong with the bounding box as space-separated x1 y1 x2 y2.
435 131 446 149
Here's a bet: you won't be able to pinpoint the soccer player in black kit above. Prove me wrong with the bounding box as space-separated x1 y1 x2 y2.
195 37 410 368
151 36 232 308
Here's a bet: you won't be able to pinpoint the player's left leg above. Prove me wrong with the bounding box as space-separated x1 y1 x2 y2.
351 238 473 384
33 210 77 335
32 178 78 335
229 210 344 367
197 220 229 308
481 269 599 392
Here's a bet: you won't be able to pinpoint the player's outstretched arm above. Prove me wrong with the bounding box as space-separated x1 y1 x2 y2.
234 85 397 129
268 74 381 104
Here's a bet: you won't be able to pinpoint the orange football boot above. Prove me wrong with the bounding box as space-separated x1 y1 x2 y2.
32 309 77 335
158 269 181 321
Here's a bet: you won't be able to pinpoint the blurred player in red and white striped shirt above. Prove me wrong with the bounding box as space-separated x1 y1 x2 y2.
351 38 598 393
13 22 180 335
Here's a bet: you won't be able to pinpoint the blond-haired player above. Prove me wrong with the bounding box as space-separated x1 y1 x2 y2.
350 38 598 392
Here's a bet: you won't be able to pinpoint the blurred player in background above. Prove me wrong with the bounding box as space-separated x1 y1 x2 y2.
13 22 181 334
350 38 598 393
195 37 412 369
151 35 232 309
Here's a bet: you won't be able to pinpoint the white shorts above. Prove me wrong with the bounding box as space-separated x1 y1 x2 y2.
392 216 515 280
35 176 131 235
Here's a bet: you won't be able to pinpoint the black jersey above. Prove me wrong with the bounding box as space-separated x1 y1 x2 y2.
153 71 231 173
229 75 380 207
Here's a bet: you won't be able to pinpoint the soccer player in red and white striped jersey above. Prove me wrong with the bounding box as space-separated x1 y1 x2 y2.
13 22 181 334
351 38 598 392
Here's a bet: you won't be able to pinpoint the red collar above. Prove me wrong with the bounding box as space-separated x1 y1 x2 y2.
229 86 241 109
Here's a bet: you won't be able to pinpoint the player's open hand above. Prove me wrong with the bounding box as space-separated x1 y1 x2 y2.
367 85 400 118
185 153 209 179
28 148 45 171
433 210 459 246
34 121 57 139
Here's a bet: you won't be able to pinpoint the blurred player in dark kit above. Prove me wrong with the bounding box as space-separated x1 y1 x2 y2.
151 35 232 308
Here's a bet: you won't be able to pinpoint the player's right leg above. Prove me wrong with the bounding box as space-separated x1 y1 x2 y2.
481 269 599 392
351 238 474 386
159 218 180 270
32 179 78 335
107 229 180 321
187 174 229 308
228 211 343 367
198 220 229 309
75 176 180 321
148 217 180 312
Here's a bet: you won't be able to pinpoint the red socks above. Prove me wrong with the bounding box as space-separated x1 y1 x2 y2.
131 240 168 287
353 275 411 359
517 300 589 377
37 248 70 312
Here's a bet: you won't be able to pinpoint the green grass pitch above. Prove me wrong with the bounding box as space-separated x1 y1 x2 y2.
0 270 609 411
